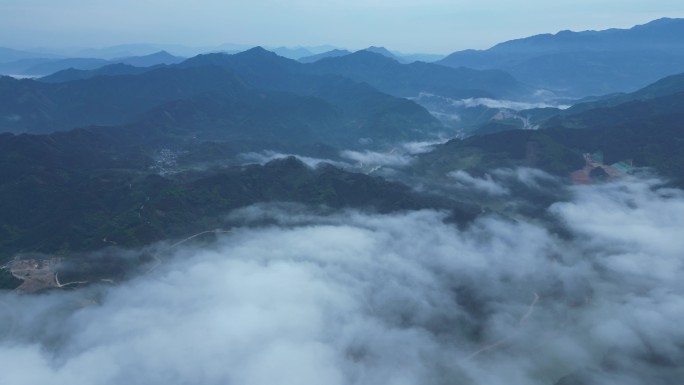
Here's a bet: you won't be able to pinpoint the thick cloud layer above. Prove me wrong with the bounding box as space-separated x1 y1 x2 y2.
1 177 683 384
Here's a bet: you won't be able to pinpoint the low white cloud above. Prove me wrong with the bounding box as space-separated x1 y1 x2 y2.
1 178 683 384
340 139 450 171
5 75 37 80
238 151 349 168
448 170 510 195
453 98 570 111
340 149 413 167
551 178 684 271
401 139 449 155
493 167 560 190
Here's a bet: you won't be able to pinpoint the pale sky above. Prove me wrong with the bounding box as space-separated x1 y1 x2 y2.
2 0 684 54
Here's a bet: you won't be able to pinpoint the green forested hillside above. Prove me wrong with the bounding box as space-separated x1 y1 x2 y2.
0 151 475 264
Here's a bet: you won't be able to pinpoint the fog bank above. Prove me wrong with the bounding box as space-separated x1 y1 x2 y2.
1 178 682 384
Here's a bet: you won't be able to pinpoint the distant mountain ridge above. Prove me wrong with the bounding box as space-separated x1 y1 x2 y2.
363 46 405 62
7 46 533 141
438 18 684 96
40 63 158 83
0 47 442 149
0 50 185 77
0 47 61 63
299 49 352 63
300 47 445 64
115 50 182 67
307 49 529 100
27 47 499 102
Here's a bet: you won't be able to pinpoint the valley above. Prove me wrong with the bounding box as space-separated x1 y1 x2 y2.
1 13 683 385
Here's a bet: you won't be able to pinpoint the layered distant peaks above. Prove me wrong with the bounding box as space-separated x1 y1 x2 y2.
180 46 293 69
629 17 684 33
487 17 684 53
116 50 184 67
307 47 527 99
240 46 276 56
298 49 352 63
362 46 404 62
300 47 444 64
345 49 400 64
438 17 684 96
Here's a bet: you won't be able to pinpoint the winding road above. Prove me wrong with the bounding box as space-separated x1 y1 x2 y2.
464 292 540 361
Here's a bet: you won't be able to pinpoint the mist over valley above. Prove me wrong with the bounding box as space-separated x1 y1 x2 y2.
2 13 684 385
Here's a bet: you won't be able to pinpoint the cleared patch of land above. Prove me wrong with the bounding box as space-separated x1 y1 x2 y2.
8 258 61 293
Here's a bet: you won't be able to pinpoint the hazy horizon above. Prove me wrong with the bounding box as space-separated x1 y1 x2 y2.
3 1 684 54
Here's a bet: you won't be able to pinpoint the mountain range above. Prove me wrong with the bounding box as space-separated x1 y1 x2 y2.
307 49 527 100
0 44 525 265
438 18 684 96
0 67 439 148
298 49 352 63
2 46 540 142
4 17 684 265
2 17 684 385
0 44 443 74
0 50 184 77
3 50 684 270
